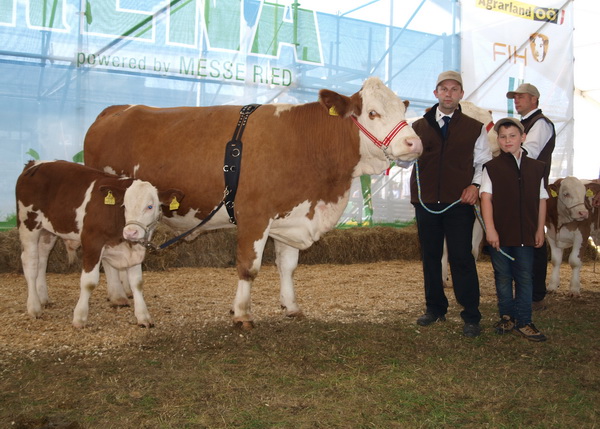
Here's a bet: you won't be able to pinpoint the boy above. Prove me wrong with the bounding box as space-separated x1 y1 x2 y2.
480 117 548 342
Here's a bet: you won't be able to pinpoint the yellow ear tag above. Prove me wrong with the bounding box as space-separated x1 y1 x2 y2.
550 189 558 198
586 188 595 198
169 196 180 211
104 190 115 205
328 105 338 116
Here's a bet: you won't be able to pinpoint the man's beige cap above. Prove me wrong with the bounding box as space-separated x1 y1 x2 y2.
436 70 462 87
493 117 525 133
506 83 540 99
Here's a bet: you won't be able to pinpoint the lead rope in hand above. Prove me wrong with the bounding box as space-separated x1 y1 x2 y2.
415 161 514 261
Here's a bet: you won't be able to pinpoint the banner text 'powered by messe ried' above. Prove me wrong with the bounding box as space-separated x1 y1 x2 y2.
2 0 320 85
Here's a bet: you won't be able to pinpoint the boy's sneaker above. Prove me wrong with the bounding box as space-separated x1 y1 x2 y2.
494 315 515 335
513 323 547 342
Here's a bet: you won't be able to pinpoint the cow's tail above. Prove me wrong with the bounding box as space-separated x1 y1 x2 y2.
63 240 80 265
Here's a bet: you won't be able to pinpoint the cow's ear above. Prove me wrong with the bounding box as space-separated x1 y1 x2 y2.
319 89 356 118
99 184 126 206
547 182 559 198
159 189 185 210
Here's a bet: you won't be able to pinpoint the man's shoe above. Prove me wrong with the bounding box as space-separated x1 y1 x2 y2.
532 300 547 311
493 315 515 335
463 322 481 337
416 312 446 326
514 323 547 342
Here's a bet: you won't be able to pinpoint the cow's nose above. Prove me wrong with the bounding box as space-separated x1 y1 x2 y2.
579 210 589 219
123 227 141 241
408 137 423 154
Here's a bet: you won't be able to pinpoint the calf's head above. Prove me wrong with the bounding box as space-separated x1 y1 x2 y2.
549 176 589 223
101 181 184 242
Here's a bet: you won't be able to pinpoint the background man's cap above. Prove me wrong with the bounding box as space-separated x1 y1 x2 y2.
506 83 540 99
494 117 525 133
436 70 462 87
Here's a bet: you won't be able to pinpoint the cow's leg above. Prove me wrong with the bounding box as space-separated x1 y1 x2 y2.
231 228 270 329
568 234 585 296
73 263 101 328
102 261 130 307
547 241 563 293
35 230 57 307
20 226 43 318
274 240 303 318
126 264 153 327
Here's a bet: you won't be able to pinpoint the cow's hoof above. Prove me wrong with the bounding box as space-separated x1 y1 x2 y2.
138 321 155 328
72 321 87 329
234 320 255 330
285 310 305 319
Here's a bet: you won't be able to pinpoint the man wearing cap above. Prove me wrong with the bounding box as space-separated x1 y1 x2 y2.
506 83 556 311
410 70 493 337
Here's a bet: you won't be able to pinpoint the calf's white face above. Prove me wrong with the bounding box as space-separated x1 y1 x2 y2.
122 180 162 242
558 176 589 222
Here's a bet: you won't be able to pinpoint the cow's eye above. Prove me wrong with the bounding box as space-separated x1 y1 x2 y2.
368 110 378 119
147 205 153 210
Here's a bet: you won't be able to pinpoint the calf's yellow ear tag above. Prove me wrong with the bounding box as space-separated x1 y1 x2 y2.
104 190 116 205
169 196 180 211
328 106 339 116
550 189 558 198
586 188 595 198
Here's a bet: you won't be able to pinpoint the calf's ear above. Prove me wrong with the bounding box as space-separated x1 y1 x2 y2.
547 183 559 198
319 89 357 118
99 184 126 206
159 189 185 210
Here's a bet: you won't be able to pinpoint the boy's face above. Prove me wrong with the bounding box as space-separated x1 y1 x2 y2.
497 124 526 156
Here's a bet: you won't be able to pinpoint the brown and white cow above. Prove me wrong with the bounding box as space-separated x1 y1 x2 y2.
545 177 599 296
84 77 422 328
16 160 183 328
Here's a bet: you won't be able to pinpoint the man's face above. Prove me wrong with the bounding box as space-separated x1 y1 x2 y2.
434 80 464 114
513 93 538 116
497 124 526 157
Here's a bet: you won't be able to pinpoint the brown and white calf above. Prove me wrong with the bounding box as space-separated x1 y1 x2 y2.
16 160 183 327
545 177 599 296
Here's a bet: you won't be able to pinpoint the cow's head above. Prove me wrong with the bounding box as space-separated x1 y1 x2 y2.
319 77 422 175
101 181 184 243
551 176 589 224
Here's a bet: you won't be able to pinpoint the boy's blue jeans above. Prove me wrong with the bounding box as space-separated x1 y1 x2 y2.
489 246 534 327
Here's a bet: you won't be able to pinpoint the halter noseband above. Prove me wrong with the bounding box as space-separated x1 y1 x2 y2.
350 115 408 150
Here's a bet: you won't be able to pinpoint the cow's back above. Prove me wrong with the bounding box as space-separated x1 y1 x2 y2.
16 161 130 244
84 104 361 224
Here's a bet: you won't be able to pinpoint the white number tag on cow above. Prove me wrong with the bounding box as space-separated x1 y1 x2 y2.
104 191 115 205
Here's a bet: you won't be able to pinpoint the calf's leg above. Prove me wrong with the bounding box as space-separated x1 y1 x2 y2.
126 264 153 327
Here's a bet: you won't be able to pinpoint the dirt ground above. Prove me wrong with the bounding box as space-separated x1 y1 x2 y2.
1 259 600 357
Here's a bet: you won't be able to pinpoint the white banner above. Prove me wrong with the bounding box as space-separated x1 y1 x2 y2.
461 0 574 179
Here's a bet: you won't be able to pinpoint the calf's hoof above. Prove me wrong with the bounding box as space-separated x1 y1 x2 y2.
233 320 255 330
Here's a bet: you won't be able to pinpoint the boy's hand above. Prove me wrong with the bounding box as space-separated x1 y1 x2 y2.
534 230 545 248
486 229 500 250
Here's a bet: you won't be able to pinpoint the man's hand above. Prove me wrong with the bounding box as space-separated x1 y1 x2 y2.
460 184 479 206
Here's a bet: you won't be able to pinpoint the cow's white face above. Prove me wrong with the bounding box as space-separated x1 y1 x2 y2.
357 77 422 171
122 180 162 242
557 176 589 222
